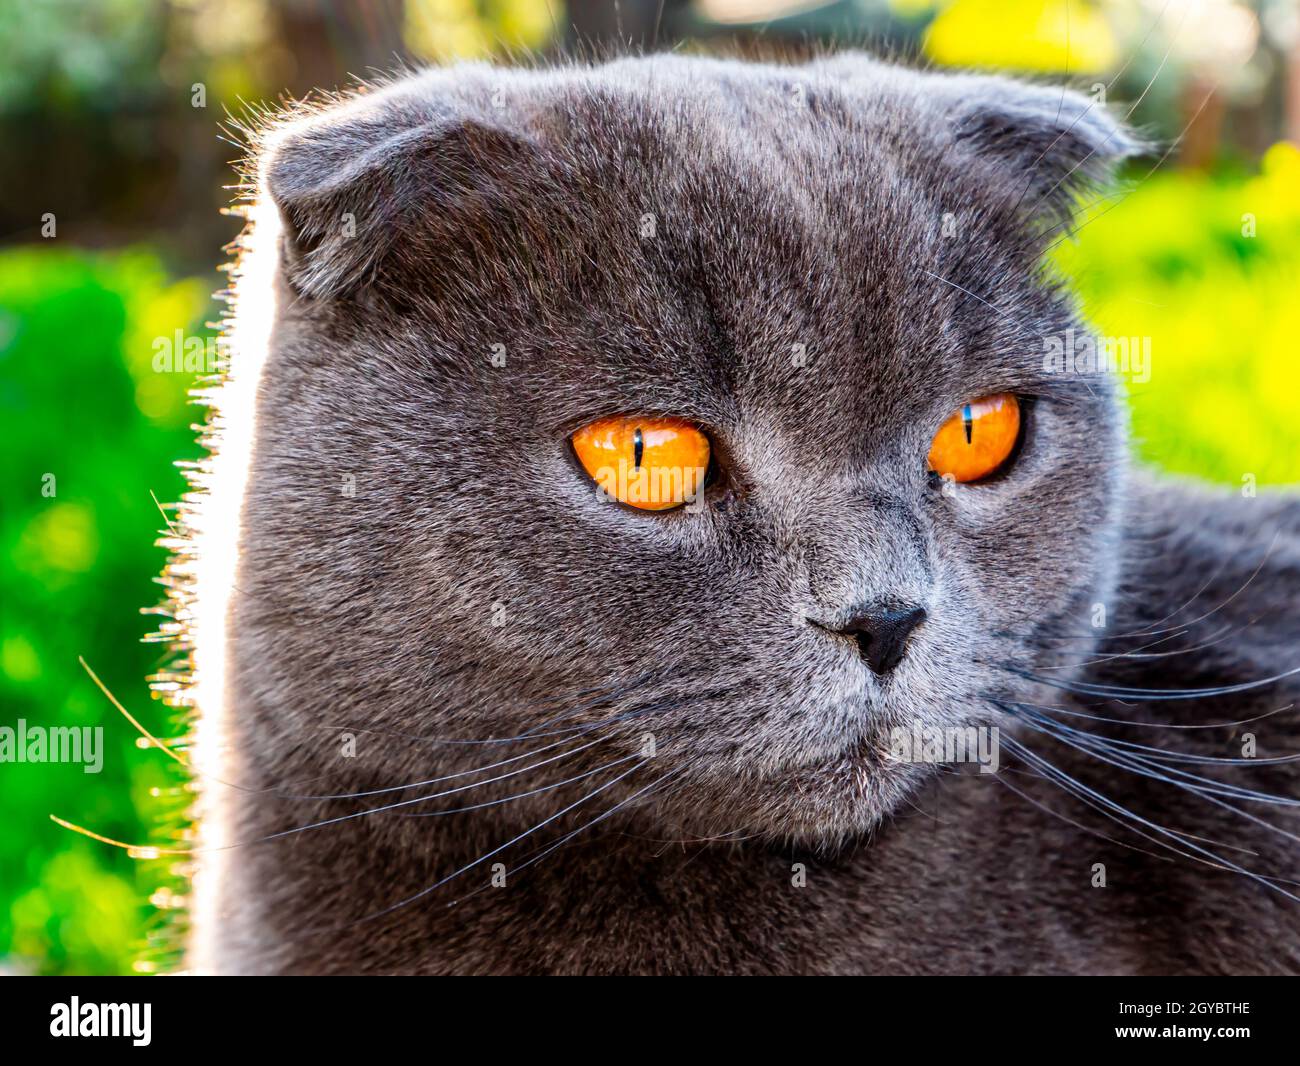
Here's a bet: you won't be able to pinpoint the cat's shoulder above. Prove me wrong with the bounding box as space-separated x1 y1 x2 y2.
1116 468 1300 701
1125 468 1300 604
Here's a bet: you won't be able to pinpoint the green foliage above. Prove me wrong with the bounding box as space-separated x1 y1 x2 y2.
0 248 203 974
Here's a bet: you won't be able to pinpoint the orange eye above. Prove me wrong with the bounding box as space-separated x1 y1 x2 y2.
572 416 710 511
927 393 1021 483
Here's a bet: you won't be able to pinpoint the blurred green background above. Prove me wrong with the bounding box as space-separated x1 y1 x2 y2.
1 0 1298 975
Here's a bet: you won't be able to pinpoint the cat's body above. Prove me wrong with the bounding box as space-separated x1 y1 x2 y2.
178 53 1300 975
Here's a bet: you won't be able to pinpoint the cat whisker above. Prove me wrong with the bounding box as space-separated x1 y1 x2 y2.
443 766 688 909
1005 664 1300 702
397 751 644 817
279 731 607 801
994 529 1279 655
921 270 1052 349
994 696 1297 732
516 667 670 736
332 757 655 930
244 734 634 842
991 770 1178 865
1191 789 1300 853
1001 735 1297 894
1103 0 1178 91
1109 544 1237 639
65 674 743 863
1108 531 1280 641
1004 702 1300 800
323 673 644 748
236 671 667 796
646 827 762 847
1009 725 1300 883
85 636 662 808
1038 84 1221 259
53 732 618 857
323 677 741 751
1003 707 1300 880
1045 623 1243 671
1008 745 1271 864
1010 0 1181 224
1025 2 1196 230
1028 621 1242 671
1004 736 1255 864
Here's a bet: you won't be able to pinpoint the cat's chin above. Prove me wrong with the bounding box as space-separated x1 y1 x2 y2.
662 738 936 848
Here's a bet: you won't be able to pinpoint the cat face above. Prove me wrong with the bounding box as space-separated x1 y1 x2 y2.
228 55 1138 845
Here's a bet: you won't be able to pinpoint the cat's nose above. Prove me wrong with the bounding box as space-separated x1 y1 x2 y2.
833 605 927 676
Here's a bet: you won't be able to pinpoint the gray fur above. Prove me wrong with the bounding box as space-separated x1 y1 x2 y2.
178 53 1299 975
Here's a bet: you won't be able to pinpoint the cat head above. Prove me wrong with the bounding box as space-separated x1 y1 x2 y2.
216 53 1140 846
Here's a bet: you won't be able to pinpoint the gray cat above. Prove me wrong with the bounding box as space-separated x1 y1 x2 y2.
174 53 1300 975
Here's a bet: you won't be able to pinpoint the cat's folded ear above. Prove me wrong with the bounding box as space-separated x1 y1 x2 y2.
937 73 1147 234
259 97 538 299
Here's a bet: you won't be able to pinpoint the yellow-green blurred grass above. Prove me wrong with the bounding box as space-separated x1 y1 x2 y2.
1056 142 1300 487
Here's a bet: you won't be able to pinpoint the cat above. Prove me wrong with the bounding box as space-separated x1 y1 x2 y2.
172 52 1300 975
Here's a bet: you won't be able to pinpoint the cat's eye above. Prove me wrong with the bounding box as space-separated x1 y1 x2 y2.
571 415 710 511
927 393 1021 483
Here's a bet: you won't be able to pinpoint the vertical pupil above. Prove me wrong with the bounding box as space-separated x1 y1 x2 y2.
633 426 644 469
961 404 973 445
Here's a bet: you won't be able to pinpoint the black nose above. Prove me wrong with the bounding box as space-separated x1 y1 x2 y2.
833 605 927 675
